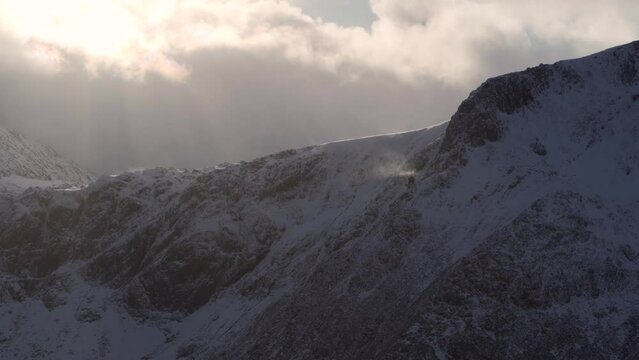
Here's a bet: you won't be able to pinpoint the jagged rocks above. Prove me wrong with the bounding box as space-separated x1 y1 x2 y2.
380 192 639 359
530 139 547 156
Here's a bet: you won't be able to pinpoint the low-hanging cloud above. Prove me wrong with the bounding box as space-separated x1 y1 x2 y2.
0 47 465 173
0 1 637 174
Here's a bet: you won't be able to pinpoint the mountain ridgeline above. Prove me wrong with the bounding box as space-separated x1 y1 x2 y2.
0 127 93 186
1 42 639 359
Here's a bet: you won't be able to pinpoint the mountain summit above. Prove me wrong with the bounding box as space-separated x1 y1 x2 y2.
1 41 638 359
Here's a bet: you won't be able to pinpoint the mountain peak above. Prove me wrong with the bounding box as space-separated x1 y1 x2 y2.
0 126 94 189
437 39 639 169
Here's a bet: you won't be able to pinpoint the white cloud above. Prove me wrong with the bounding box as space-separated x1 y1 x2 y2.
0 0 637 84
366 0 639 82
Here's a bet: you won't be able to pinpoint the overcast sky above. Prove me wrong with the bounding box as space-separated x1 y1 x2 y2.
0 0 638 174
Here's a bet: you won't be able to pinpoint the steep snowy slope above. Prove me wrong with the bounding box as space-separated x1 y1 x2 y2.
0 41 638 359
0 127 94 192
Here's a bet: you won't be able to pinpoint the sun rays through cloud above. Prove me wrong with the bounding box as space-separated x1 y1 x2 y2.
1 0 638 174
1 0 638 84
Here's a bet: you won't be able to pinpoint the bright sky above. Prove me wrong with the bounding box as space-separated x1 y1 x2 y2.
1 0 637 84
0 0 638 173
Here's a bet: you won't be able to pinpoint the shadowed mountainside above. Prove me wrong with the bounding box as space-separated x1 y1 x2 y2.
1 41 639 359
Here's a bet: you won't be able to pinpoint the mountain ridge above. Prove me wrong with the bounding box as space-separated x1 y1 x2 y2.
0 126 94 193
1 41 639 359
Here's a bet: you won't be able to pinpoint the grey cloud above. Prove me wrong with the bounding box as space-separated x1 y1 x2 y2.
6 0 637 85
1 0 638 175
0 48 466 174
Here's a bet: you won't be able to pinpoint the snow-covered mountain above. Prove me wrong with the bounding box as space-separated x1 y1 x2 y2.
1 41 639 359
0 127 94 193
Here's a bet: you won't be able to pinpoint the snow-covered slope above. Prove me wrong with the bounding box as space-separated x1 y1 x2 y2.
0 127 93 193
1 41 639 359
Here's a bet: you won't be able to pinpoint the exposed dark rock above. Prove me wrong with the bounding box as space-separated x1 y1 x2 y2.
530 140 547 156
76 308 102 323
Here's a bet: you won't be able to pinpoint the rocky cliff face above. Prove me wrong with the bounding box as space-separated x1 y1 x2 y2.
1 42 638 359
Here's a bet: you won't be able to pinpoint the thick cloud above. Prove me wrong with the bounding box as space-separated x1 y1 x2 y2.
368 0 639 83
0 1 637 173
2 0 637 83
